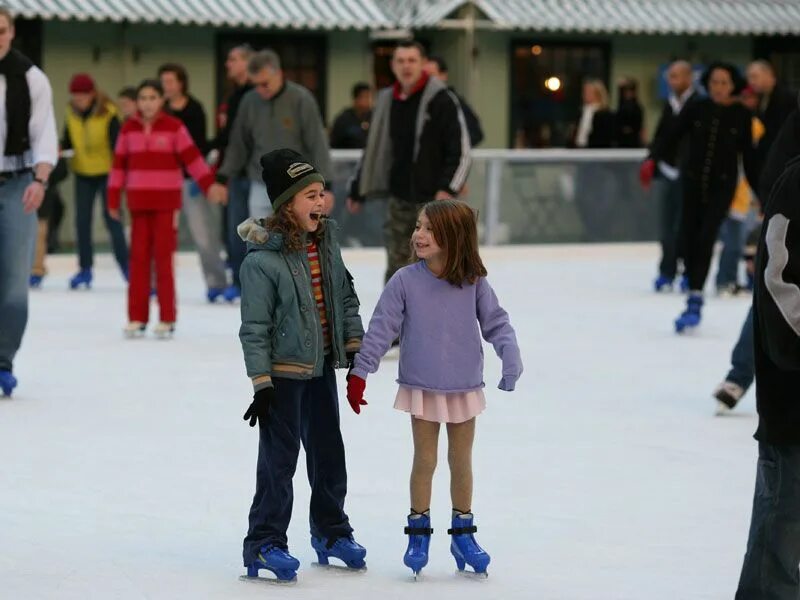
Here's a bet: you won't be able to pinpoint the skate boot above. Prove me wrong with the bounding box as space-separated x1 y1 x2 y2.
675 293 703 334
654 275 673 292
0 370 18 397
69 269 92 290
124 321 146 339
714 380 745 414
449 512 490 577
153 322 175 339
311 534 367 569
29 274 44 288
206 287 224 303
245 545 300 583
223 284 241 303
403 511 433 578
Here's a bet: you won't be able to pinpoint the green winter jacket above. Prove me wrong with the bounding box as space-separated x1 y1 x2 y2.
238 217 363 391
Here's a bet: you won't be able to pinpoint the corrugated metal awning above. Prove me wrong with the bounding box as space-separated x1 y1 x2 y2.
394 0 800 35
7 0 393 30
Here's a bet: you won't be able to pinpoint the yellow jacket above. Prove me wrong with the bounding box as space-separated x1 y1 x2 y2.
65 100 118 176
730 117 766 217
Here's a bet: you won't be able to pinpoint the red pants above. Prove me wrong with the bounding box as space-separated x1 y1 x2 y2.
128 210 177 323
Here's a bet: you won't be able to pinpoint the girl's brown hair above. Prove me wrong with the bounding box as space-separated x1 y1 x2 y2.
416 200 487 286
266 201 325 252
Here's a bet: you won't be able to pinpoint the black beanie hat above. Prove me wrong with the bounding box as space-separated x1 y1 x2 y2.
260 148 325 211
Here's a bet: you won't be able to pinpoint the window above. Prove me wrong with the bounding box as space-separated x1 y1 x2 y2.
510 40 610 148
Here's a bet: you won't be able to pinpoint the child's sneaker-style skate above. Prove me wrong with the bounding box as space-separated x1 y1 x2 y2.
242 545 299 584
449 512 490 577
311 535 367 570
153 322 175 339
124 321 146 339
403 512 433 578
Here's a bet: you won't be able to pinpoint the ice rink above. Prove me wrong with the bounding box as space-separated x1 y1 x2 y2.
1 244 760 600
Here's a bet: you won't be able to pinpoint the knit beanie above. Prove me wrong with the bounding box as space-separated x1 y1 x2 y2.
260 148 325 211
69 73 95 94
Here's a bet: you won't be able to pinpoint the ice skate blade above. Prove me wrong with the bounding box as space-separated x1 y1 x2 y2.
239 574 297 586
312 562 367 574
455 569 489 580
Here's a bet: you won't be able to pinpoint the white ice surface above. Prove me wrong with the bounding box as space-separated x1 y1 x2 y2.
0 245 759 600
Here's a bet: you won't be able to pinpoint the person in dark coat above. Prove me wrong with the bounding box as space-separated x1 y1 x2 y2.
735 97 800 600
425 56 484 147
653 61 757 332
616 77 644 148
330 82 372 150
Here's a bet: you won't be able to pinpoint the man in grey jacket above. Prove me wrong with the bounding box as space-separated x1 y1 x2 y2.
208 49 332 218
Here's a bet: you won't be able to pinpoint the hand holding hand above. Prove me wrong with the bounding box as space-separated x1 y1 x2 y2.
346 373 368 414
243 387 276 427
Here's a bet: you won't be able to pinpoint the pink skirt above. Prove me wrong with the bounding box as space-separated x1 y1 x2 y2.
393 385 486 424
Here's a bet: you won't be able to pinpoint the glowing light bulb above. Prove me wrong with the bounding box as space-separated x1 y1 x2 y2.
545 77 562 92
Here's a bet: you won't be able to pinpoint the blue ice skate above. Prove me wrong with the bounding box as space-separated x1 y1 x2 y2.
245 545 300 582
223 285 241 303
0 370 18 397
449 512 490 577
206 287 224 303
653 275 673 292
69 269 92 290
675 293 703 334
29 274 44 288
311 534 367 569
404 513 433 577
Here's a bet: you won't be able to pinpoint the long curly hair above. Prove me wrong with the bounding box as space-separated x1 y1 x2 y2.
265 202 325 252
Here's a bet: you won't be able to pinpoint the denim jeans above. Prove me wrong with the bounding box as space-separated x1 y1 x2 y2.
655 176 683 279
717 216 746 288
75 174 129 272
736 442 800 599
726 305 755 391
181 180 227 289
0 172 36 372
242 362 352 565
226 177 250 288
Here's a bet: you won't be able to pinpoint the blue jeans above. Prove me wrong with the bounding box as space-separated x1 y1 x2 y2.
75 175 129 272
226 177 250 288
717 216 745 288
736 442 800 599
726 305 755 391
655 176 683 279
243 362 352 565
0 172 36 372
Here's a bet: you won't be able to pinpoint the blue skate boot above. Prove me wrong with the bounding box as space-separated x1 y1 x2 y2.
311 534 367 569
69 269 92 290
223 284 241 303
449 512 490 577
653 275 673 292
0 370 18 397
244 545 300 583
404 511 433 578
206 287 224 303
675 293 704 334
29 274 44 288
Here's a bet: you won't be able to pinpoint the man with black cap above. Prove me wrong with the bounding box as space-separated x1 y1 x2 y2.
0 7 57 397
236 148 366 582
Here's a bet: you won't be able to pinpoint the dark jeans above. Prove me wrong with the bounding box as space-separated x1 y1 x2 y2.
736 442 800 599
0 172 36 372
242 362 352 565
717 216 745 288
226 177 250 288
727 305 755 391
655 176 683 279
75 175 128 272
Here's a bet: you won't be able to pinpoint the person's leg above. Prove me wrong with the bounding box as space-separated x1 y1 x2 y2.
227 177 251 288
0 174 37 372
726 305 756 391
31 220 49 277
74 175 96 271
248 180 272 220
302 363 353 540
736 442 800 599
446 418 476 513
384 197 420 285
98 176 129 275
243 377 303 565
153 210 178 323
716 216 743 289
410 416 441 513
687 193 730 293
657 178 681 280
127 212 152 324
181 180 227 290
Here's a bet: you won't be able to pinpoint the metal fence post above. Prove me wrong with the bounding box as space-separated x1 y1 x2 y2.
485 157 502 246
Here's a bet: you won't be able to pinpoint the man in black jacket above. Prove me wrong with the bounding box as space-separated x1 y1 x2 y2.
347 40 471 284
735 99 800 600
425 56 484 147
330 82 372 150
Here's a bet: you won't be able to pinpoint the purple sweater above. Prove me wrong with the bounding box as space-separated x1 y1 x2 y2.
352 261 523 393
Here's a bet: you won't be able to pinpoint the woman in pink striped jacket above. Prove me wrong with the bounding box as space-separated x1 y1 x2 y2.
108 79 223 339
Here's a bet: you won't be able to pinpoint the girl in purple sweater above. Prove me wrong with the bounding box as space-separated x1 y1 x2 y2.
347 200 522 578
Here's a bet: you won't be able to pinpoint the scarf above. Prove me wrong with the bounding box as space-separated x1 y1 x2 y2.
0 48 33 156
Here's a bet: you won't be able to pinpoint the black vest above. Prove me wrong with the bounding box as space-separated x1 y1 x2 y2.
0 48 33 157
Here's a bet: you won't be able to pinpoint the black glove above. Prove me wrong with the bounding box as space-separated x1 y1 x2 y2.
243 387 275 428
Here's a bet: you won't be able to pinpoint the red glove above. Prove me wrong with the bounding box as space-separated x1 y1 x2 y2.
346 374 368 414
639 159 656 191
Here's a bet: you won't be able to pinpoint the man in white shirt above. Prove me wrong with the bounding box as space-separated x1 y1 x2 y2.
0 7 58 397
